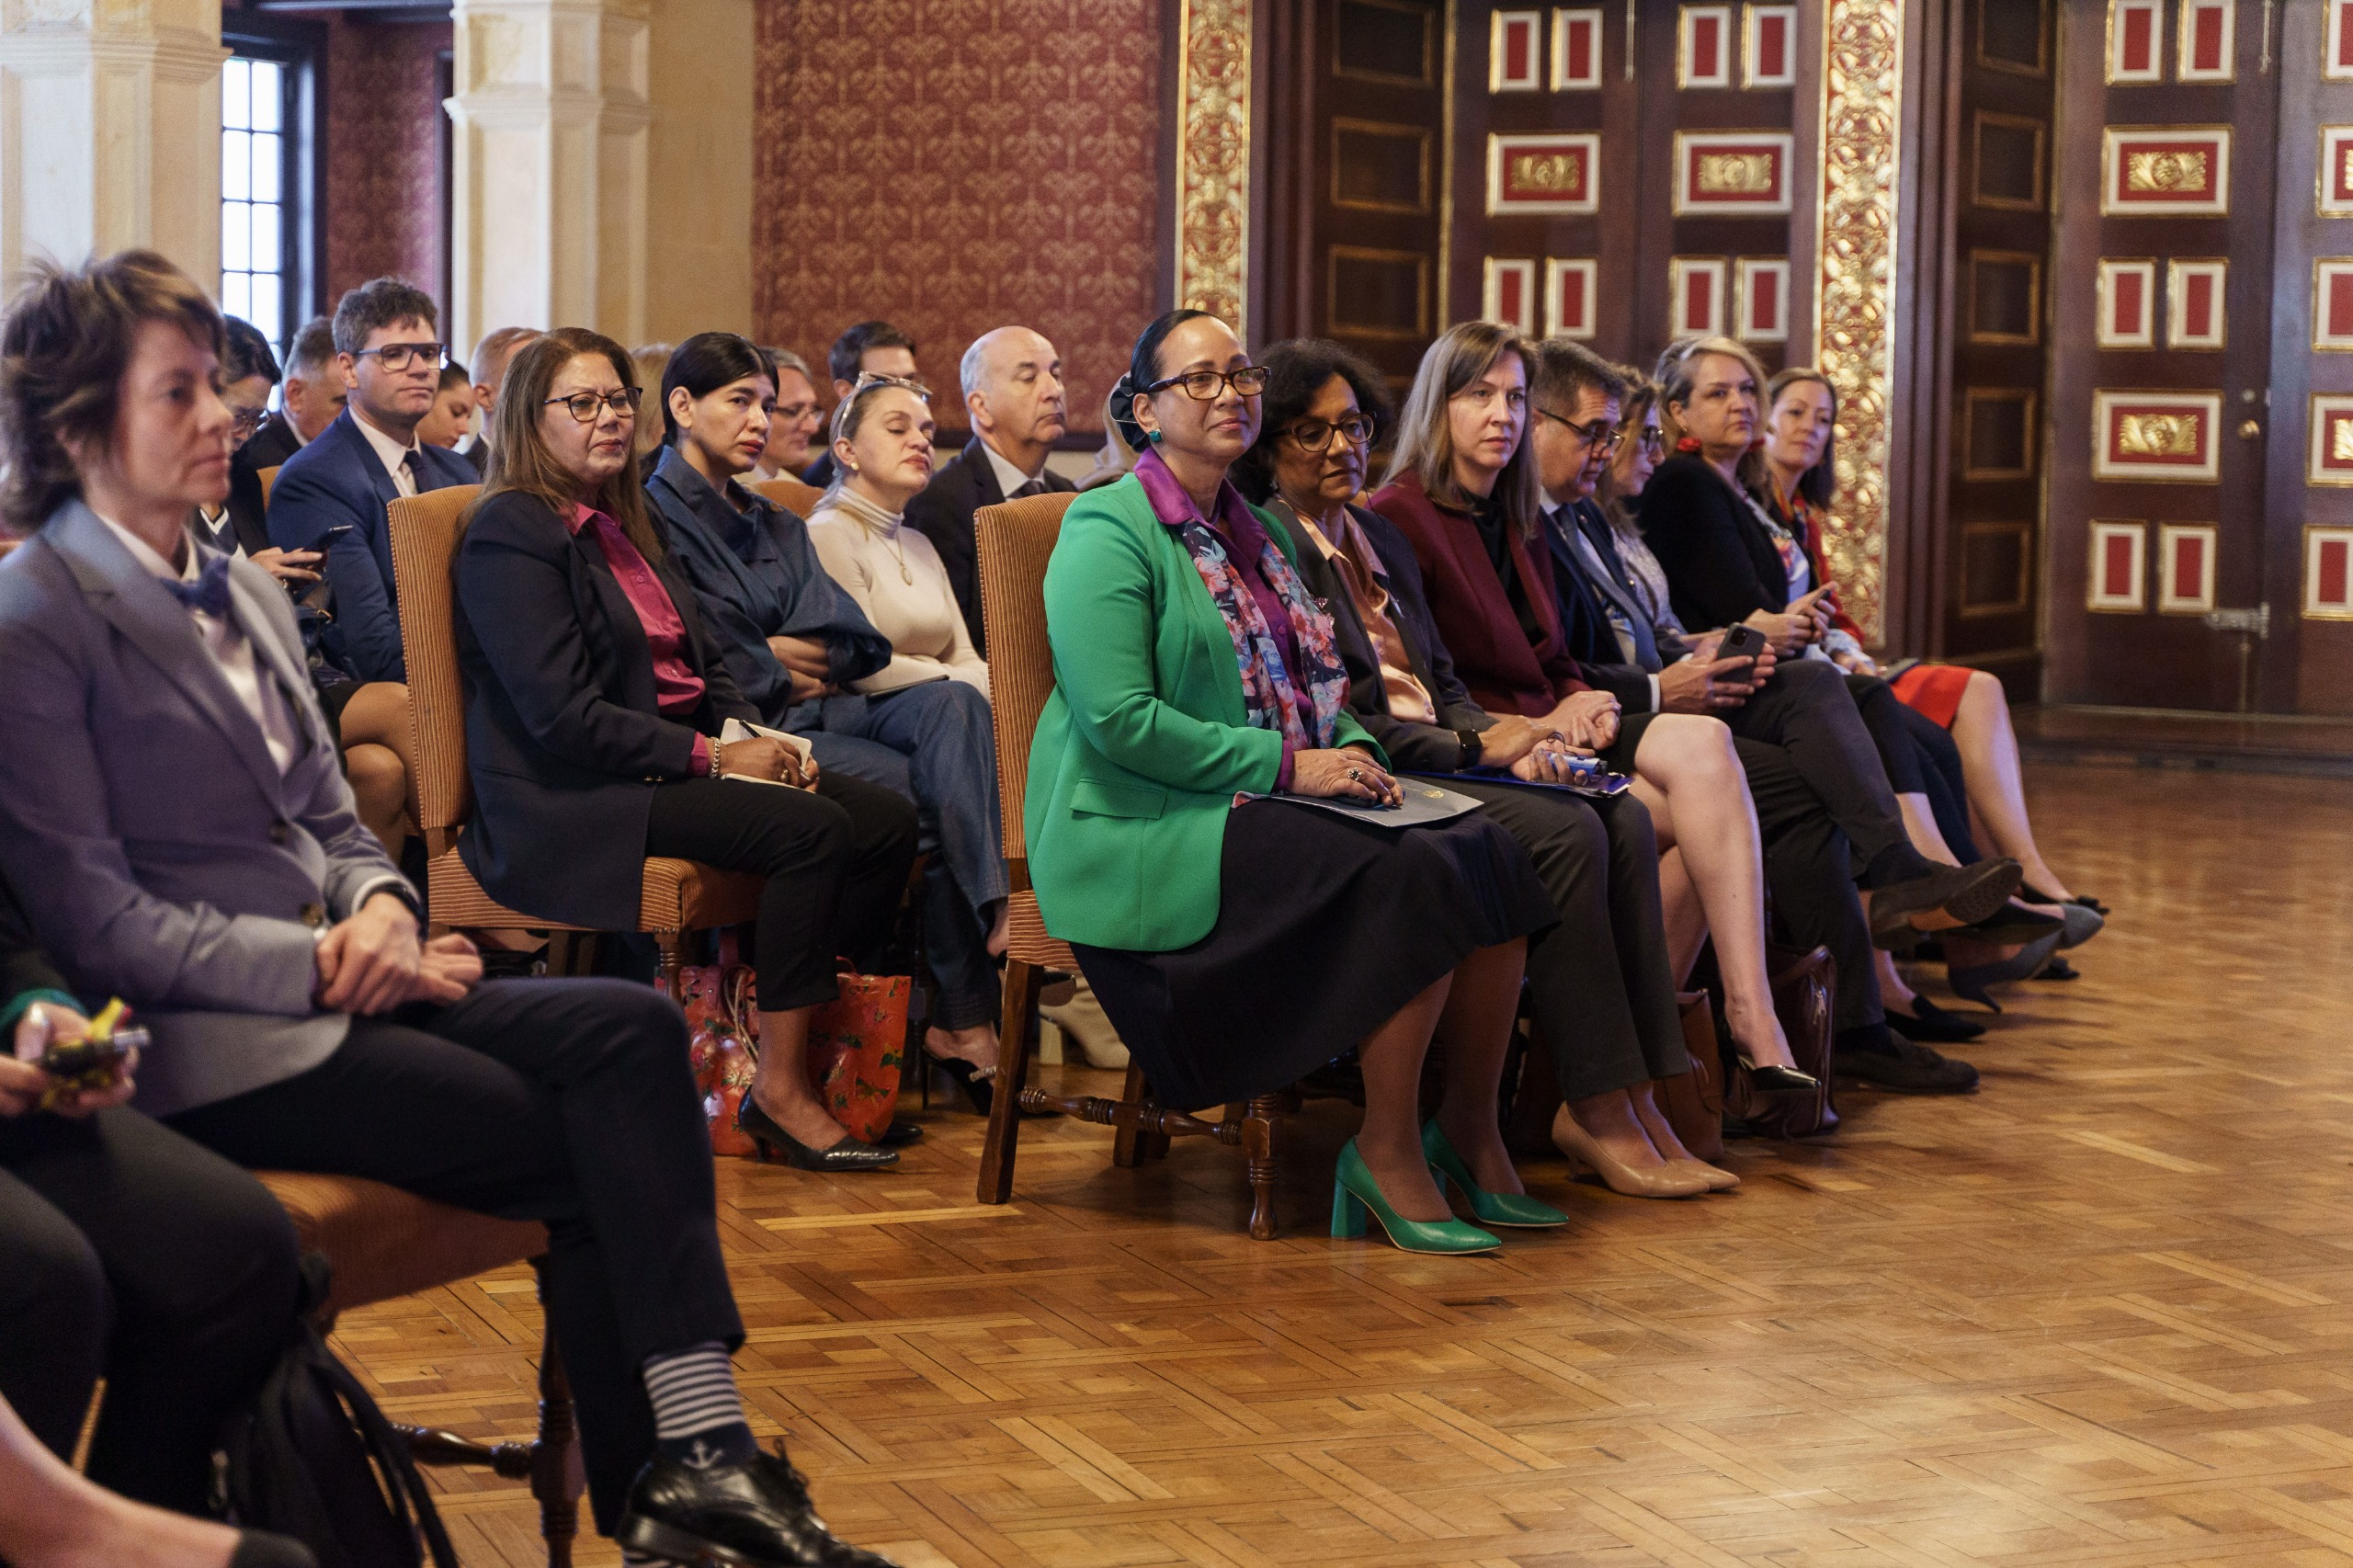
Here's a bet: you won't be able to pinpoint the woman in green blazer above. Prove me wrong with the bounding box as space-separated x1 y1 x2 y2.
1026 312 1560 1256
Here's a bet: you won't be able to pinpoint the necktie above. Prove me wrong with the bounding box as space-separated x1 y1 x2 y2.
1011 479 1047 499
401 449 425 493
163 553 236 619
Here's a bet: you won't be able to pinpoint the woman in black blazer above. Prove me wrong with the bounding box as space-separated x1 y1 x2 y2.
454 328 917 1171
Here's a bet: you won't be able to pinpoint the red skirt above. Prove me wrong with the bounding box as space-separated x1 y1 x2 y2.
1890 663 1974 729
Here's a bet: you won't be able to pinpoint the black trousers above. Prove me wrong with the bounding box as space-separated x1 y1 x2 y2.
1450 779 1688 1099
0 1108 301 1514
1732 739 1883 1032
167 978 737 1533
1724 659 1917 881
645 770 918 1010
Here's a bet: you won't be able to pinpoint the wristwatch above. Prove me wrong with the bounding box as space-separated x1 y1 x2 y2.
1455 727 1483 771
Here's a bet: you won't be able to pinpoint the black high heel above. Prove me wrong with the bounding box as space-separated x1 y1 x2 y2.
1885 994 1986 1042
736 1098 898 1171
921 1046 997 1115
1735 1059 1820 1094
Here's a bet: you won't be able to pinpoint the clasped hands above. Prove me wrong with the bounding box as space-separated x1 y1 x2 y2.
767 635 839 704
1476 712 1601 784
313 892 483 1016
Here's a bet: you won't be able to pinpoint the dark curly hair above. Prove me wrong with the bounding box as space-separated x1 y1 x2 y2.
0 249 223 535
1232 337 1393 504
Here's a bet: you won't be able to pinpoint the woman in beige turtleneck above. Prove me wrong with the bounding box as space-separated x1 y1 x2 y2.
807 377 990 698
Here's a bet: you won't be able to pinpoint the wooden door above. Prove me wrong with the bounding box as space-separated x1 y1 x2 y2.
2044 0 2284 710
1259 0 1449 401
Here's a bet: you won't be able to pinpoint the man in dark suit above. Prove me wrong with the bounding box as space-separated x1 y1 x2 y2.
1526 336 1988 1093
460 324 542 476
903 325 1076 655
266 278 476 685
239 316 343 472
799 319 918 489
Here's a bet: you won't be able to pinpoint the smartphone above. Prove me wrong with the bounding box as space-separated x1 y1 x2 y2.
314 525 357 543
1718 623 1768 664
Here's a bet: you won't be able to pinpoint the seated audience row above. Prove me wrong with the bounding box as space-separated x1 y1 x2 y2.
0 250 902 1568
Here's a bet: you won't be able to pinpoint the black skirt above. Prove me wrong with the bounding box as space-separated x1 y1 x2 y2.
1071 799 1555 1109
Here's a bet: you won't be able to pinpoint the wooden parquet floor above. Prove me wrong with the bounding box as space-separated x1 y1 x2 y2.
335 762 2353 1567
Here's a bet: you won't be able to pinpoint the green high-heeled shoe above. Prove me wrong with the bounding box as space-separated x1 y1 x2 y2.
1331 1139 1501 1255
1420 1121 1570 1229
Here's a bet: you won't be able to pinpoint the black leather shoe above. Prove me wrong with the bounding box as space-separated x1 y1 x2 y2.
1884 994 1986 1043
1837 1031 1979 1094
617 1448 901 1568
1869 858 2022 949
738 1100 898 1171
1949 903 2065 946
876 1118 924 1148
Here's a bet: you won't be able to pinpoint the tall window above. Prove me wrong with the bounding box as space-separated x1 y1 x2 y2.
221 56 291 346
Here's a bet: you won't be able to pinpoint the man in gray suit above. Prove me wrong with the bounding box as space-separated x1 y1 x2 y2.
0 249 901 1566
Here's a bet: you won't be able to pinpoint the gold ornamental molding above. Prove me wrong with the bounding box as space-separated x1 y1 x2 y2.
1811 0 1903 643
1174 0 1251 332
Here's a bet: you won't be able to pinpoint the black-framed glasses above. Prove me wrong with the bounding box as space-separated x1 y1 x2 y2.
544 387 642 423
1285 414 1377 453
1145 366 1270 401
1535 406 1622 456
352 342 446 372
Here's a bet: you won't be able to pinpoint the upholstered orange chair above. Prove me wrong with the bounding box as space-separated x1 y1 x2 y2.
253 1174 581 1564
745 475 826 518
969 492 1286 1238
384 485 762 990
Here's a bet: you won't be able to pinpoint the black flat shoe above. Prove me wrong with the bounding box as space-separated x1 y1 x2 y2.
1836 1031 1979 1095
737 1099 898 1171
618 1447 901 1568
1885 994 1986 1042
1736 1060 1821 1094
2023 883 2109 918
876 1117 924 1147
1869 858 2023 949
2036 955 2080 981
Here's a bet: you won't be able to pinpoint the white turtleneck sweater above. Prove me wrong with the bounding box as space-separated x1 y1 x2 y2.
807 486 990 698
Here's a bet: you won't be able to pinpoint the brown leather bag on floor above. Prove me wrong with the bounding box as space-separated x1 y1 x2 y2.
1655 992 1726 1160
1722 945 1839 1138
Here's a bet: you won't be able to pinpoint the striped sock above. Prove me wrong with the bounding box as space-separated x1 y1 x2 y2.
642 1343 756 1470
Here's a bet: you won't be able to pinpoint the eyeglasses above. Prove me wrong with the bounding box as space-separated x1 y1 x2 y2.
227 406 269 441
850 371 932 401
1285 414 1377 453
1535 407 1622 456
1636 426 1666 455
544 387 643 423
352 342 446 372
1144 366 1270 401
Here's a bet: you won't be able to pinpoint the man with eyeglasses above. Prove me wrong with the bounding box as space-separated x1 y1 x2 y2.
194 315 323 596
267 277 478 686
1528 337 1982 1094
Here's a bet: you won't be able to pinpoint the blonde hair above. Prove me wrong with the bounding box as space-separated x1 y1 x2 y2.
1380 321 1542 537
1655 335 1770 487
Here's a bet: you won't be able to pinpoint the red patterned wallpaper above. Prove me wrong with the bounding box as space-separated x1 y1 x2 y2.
751 0 1161 432
324 17 450 313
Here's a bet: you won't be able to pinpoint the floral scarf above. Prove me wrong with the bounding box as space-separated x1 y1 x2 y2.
1133 452 1349 751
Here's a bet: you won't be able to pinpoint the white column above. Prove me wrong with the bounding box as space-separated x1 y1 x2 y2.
446 0 652 357
0 0 225 283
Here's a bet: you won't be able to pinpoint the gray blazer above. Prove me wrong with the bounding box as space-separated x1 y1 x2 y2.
0 500 408 1117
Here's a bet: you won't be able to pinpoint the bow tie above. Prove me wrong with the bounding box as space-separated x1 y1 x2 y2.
162 553 235 619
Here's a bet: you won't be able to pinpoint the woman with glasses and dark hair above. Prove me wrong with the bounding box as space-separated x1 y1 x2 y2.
1027 311 1558 1255
651 334 1011 1119
452 328 920 1172
1242 337 1743 1195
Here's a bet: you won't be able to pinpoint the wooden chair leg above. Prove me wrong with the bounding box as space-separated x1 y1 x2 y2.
531 1301 580 1567
976 956 1040 1203
1243 1093 1280 1241
654 932 682 1000
1111 1061 1166 1166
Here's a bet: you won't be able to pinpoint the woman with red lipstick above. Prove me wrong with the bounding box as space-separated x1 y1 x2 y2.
452 328 922 1172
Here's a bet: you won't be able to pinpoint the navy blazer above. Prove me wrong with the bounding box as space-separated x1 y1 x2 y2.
643 448 891 725
242 412 303 472
453 489 758 931
903 436 1076 656
266 408 477 685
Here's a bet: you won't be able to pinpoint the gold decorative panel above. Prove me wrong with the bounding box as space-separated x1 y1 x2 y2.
1175 0 1252 330
1812 0 1904 642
